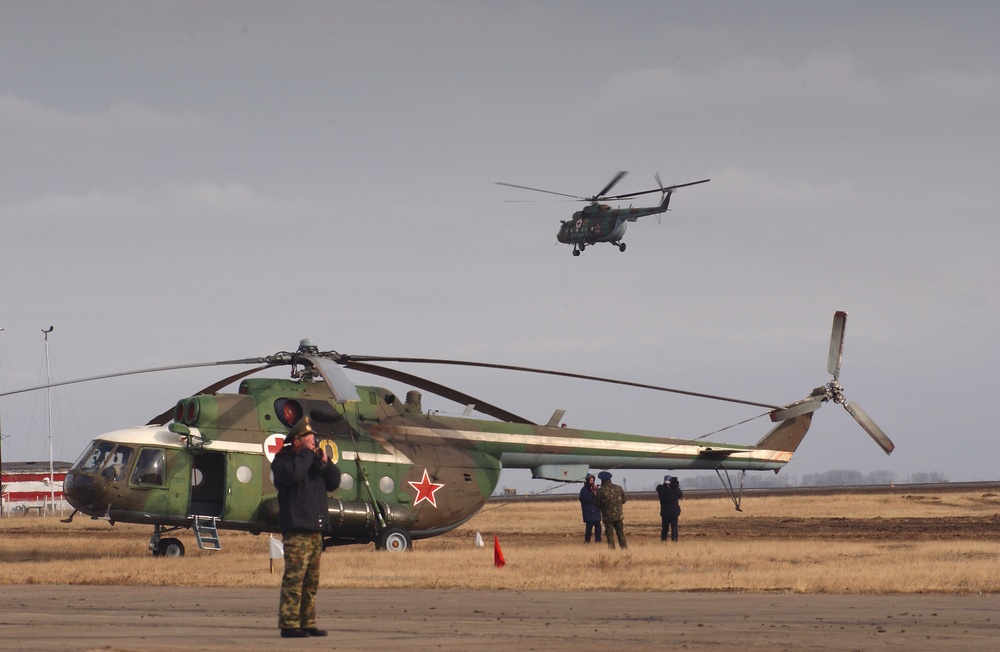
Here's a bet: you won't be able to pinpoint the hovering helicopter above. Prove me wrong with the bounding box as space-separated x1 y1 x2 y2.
1 311 891 556
496 171 709 255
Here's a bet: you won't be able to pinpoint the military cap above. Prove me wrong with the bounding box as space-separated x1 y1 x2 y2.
597 471 612 481
288 416 315 440
664 475 672 483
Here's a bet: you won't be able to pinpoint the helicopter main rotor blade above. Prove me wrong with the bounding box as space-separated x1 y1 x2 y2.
828 311 847 380
146 365 274 426
0 358 272 399
342 361 535 424
301 354 362 404
494 182 584 200
844 401 895 454
594 171 628 199
607 178 711 200
341 355 781 411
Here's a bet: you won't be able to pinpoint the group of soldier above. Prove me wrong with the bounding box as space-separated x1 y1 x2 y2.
579 471 683 549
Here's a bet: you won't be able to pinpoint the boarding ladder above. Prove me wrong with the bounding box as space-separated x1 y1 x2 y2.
193 516 222 551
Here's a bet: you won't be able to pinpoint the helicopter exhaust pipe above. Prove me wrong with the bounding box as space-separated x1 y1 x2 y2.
405 390 422 414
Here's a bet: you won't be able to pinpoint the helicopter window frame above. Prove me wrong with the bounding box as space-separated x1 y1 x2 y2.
100 445 135 483
129 447 167 488
75 441 114 473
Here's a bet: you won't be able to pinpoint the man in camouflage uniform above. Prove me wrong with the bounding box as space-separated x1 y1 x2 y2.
595 470 628 550
272 416 341 638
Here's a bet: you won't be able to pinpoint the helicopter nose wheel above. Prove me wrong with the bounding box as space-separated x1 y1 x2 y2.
572 248 581 256
618 242 627 252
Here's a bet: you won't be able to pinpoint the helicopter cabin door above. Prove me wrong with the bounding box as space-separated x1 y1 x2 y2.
223 451 263 523
189 451 226 518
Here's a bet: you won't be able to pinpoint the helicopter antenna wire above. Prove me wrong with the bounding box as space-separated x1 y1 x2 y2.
477 410 773 516
602 410 772 474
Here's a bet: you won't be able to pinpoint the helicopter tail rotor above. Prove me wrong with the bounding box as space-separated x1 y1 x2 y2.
844 400 895 455
828 310 847 380
771 311 894 455
655 173 668 221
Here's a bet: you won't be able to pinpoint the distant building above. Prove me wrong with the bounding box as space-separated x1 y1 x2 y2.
1 461 72 516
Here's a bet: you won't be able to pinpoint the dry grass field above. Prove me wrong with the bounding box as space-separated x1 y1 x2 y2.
2 488 998 594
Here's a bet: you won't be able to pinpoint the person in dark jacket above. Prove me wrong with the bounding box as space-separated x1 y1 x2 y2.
656 474 683 542
579 473 602 543
271 416 341 638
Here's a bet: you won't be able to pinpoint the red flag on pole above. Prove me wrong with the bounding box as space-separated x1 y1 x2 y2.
493 535 506 568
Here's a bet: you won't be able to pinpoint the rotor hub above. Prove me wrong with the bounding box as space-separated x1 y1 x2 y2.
826 380 846 405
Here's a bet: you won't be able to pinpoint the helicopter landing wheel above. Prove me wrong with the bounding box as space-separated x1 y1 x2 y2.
154 537 185 557
618 242 627 252
572 249 581 257
376 527 412 552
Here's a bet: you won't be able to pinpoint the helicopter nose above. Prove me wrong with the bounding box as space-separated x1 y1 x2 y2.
63 471 101 513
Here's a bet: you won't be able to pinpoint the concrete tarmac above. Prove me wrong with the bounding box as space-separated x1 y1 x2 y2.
1 586 996 651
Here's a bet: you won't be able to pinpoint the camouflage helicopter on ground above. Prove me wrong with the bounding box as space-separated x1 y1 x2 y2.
497 171 710 255
1 312 891 556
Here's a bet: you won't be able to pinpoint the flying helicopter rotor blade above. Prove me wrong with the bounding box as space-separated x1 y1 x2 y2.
0 357 273 399
342 360 535 424
828 310 847 380
494 182 584 200
146 365 274 426
601 187 667 200
605 178 711 201
594 171 628 199
844 401 895 454
340 355 782 411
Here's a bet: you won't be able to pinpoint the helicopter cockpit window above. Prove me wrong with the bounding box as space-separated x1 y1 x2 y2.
100 445 134 482
130 448 166 487
76 441 114 473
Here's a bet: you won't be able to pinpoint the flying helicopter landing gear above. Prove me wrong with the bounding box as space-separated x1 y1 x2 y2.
572 248 580 256
376 526 412 552
618 242 626 252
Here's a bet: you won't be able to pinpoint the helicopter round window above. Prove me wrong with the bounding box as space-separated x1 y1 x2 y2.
378 476 395 494
339 473 354 491
191 468 203 487
236 465 253 484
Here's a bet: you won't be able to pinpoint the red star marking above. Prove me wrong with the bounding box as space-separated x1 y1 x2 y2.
267 437 285 455
408 468 445 508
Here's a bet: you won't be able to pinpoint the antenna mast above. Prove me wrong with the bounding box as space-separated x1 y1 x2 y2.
0 327 4 517
42 326 55 514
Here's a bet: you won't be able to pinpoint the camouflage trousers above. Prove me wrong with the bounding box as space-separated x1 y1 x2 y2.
279 531 324 630
604 519 627 549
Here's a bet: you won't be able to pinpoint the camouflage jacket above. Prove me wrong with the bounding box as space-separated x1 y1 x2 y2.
595 481 627 521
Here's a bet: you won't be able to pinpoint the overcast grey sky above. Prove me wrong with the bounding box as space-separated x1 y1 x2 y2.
1 1 997 490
